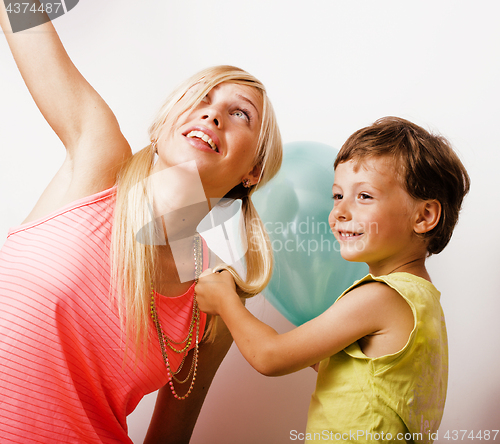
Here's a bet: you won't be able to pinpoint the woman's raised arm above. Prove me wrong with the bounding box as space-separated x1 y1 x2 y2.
1 2 131 211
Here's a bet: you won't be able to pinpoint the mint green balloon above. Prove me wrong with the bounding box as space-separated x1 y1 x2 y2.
253 141 368 326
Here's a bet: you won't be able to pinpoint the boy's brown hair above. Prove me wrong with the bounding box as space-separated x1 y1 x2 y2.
334 116 470 255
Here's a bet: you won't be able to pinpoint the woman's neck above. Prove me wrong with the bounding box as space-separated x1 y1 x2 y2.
149 159 211 237
153 232 198 297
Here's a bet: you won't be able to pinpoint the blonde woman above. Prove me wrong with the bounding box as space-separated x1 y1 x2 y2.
0 4 282 443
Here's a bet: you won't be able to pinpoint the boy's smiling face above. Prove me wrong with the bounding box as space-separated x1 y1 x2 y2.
329 156 424 275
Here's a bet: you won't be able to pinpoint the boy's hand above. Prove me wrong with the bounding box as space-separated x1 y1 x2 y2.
195 268 238 315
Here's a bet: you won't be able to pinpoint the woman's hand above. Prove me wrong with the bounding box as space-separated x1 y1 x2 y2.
195 268 239 316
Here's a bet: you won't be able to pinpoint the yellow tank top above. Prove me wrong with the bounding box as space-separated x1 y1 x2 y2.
306 273 448 444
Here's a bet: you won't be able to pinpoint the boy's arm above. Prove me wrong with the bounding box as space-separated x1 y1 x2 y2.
196 271 414 377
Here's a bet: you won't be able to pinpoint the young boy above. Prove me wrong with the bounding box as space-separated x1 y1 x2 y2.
195 116 470 443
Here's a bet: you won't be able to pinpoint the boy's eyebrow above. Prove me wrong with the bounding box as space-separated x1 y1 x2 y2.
356 181 384 190
333 181 384 192
333 181 371 187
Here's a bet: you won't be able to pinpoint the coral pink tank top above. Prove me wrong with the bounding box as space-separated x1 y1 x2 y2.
0 187 207 443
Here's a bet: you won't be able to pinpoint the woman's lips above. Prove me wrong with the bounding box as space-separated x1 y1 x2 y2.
183 126 221 154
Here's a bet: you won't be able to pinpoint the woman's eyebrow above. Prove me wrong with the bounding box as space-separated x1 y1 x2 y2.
236 94 260 119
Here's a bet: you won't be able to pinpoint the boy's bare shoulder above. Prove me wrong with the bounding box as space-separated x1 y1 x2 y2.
341 280 414 357
340 280 412 326
344 280 399 301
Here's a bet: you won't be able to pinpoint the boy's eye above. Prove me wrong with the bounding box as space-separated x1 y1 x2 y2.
332 193 343 201
359 193 372 200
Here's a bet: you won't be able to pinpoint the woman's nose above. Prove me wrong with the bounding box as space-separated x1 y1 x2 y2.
201 107 222 128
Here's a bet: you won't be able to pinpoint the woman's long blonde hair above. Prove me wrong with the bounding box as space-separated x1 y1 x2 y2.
111 66 282 350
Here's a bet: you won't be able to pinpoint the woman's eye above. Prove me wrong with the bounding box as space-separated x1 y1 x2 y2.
233 109 250 122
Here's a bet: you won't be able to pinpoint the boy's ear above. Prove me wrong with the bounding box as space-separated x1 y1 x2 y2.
414 200 441 234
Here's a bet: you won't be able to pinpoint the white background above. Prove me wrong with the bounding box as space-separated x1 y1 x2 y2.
1 1 499 442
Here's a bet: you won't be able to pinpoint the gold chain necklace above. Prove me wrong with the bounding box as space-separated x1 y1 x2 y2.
150 233 202 400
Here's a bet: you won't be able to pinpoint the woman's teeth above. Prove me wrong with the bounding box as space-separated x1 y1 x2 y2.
186 130 218 152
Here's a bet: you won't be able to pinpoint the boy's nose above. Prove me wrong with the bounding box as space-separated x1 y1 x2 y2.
331 200 350 221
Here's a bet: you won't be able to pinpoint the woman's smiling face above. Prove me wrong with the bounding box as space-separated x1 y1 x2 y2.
154 82 263 199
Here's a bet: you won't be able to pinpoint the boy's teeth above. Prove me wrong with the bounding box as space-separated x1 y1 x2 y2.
187 130 218 152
